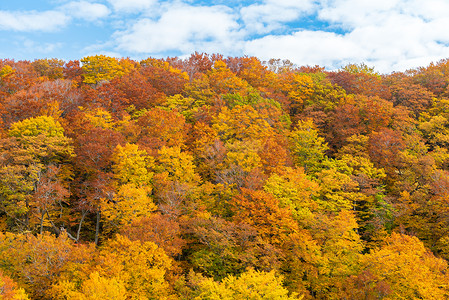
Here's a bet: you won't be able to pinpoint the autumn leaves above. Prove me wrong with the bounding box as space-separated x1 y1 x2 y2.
1 55 449 298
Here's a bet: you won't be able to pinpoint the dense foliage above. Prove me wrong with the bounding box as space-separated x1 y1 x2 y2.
1 54 449 299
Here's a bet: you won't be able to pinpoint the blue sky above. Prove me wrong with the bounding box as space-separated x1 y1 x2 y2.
1 0 449 73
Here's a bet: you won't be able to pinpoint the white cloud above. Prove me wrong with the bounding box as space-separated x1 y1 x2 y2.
1 0 448 73
245 7 449 73
239 0 449 73
240 0 317 34
0 10 70 32
114 4 241 54
402 0 449 20
244 30 364 69
317 0 401 29
108 0 449 72
21 39 63 55
106 0 157 13
61 1 110 21
0 1 109 32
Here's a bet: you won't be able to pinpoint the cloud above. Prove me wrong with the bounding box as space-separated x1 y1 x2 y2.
244 30 363 69
61 1 110 21
241 0 449 72
245 9 449 73
22 40 63 54
317 0 401 29
240 0 317 34
106 0 158 13
0 10 70 32
0 1 109 32
399 0 448 20
1 0 448 73
114 4 241 54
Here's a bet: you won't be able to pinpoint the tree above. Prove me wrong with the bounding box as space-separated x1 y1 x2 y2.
31 58 65 80
368 128 405 177
342 233 449 299
51 234 174 299
212 105 275 143
224 140 263 173
81 55 135 85
325 103 364 152
136 107 186 155
328 64 391 99
55 272 127 300
390 81 434 115
277 72 315 115
289 119 328 173
97 235 174 299
120 213 186 258
226 56 275 92
153 146 201 216
259 135 292 175
0 231 89 299
0 116 73 231
140 57 188 95
264 167 319 226
32 165 70 234
0 271 29 300
101 183 157 231
156 146 200 186
310 210 363 297
71 117 125 243
231 188 299 246
411 58 449 96
419 115 449 149
111 143 154 186
192 268 300 300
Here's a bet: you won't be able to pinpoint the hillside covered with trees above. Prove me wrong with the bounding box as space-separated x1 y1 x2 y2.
1 54 449 299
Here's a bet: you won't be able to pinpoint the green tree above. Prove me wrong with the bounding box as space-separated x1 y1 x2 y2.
289 119 328 173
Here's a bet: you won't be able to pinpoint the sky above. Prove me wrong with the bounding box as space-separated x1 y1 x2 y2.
1 0 449 73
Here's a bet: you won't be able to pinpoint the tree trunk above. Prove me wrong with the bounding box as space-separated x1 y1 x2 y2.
76 210 87 242
39 211 45 234
95 210 101 246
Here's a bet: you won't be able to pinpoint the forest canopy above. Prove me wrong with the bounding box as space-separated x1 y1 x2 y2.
1 54 449 299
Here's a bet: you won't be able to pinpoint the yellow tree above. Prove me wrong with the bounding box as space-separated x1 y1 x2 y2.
111 143 154 187
310 210 363 297
193 268 301 300
212 105 275 143
185 60 252 105
156 146 201 185
51 235 174 299
277 72 314 114
342 233 449 299
264 167 319 226
0 116 73 231
224 140 263 173
102 143 156 233
101 184 157 232
153 146 201 216
97 234 174 299
81 55 134 85
54 272 127 300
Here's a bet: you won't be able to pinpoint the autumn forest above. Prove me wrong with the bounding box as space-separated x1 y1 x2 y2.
1 54 449 299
